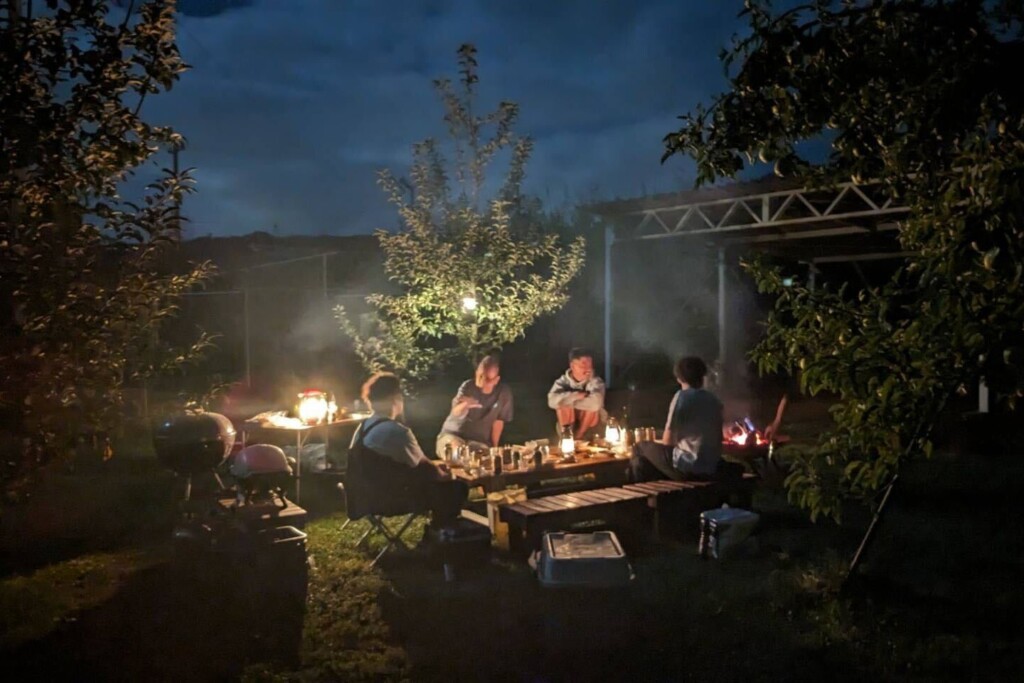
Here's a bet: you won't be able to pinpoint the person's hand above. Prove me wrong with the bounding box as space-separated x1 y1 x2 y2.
434 461 452 480
573 392 588 402
458 397 482 409
764 424 776 442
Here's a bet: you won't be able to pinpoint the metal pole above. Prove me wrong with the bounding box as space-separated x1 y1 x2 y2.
243 281 252 388
845 473 898 589
717 247 727 385
604 224 614 387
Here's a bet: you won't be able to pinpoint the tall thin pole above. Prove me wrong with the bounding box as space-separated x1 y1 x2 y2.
604 224 614 387
717 247 727 387
243 279 252 388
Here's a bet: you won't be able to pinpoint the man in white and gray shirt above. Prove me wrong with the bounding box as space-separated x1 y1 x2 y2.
547 348 606 440
351 373 467 527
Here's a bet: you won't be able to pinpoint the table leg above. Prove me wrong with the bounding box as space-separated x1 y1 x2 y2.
295 431 303 503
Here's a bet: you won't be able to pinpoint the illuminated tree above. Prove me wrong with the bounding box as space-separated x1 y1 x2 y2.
663 0 1024 521
0 0 214 495
337 45 586 383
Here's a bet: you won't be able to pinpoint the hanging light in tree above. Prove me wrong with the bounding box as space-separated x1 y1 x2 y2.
462 294 478 312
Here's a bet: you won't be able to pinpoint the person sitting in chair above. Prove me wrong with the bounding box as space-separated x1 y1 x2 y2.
631 356 724 482
350 372 467 528
547 348 606 440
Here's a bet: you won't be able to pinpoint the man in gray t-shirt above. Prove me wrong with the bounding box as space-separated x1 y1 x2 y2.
436 354 514 457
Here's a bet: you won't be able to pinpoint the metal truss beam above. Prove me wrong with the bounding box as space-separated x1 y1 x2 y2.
615 182 910 243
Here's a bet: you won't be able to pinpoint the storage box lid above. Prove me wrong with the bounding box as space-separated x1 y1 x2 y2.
700 507 759 525
545 531 625 560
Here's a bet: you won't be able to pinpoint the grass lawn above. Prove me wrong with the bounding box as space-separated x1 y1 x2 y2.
2 419 1022 681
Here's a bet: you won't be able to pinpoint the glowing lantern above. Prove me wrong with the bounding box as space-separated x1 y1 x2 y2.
604 418 622 446
297 390 329 425
559 424 575 456
462 295 478 312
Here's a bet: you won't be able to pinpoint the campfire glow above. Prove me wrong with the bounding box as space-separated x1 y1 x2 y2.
724 418 768 447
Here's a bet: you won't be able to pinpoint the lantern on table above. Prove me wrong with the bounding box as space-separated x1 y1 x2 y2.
604 417 622 446
559 424 575 456
297 389 329 425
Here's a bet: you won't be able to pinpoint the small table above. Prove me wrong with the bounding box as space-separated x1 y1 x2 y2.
241 415 370 503
451 452 632 494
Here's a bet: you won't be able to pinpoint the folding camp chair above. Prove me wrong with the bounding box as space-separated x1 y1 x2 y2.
338 483 428 567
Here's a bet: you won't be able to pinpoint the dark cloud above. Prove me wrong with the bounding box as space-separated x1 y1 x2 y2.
143 0 746 236
176 0 254 19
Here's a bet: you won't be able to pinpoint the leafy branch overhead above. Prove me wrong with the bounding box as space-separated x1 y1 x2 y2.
338 44 586 382
0 1 215 495
664 0 1024 521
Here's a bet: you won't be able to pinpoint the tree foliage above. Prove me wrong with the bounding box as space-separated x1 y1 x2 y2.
337 44 587 382
0 0 214 495
663 0 1024 520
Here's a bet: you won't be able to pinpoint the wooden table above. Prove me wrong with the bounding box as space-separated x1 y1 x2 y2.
451 453 632 494
240 415 369 503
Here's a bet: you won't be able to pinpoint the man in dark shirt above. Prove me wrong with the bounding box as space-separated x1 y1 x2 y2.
436 353 514 457
631 356 724 482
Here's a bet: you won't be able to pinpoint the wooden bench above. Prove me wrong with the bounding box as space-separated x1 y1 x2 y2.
498 487 649 555
498 474 759 553
624 473 758 539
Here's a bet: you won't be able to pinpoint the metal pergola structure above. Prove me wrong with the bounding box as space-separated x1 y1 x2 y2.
587 176 913 388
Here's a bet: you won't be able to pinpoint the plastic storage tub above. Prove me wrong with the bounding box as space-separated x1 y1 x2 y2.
533 531 634 588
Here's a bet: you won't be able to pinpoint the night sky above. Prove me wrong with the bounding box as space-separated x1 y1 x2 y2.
147 0 747 237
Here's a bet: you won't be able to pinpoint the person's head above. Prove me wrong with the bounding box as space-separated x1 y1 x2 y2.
474 353 501 391
568 348 594 382
361 372 404 417
674 356 708 388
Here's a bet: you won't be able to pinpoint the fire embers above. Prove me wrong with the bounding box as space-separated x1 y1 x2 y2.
724 417 767 447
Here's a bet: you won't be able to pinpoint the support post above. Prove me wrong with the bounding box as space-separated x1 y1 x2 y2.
604 224 614 387
243 280 252 388
322 253 328 301
978 378 989 413
717 247 727 386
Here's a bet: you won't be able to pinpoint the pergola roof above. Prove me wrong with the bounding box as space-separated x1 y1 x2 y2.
588 175 911 262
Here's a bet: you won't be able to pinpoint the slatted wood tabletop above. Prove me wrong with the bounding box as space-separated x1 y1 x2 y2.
452 454 631 493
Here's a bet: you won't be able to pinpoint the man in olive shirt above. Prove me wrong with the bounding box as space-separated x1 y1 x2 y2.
436 353 514 457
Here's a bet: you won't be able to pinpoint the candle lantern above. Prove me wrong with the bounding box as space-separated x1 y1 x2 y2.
297 389 329 425
559 424 575 456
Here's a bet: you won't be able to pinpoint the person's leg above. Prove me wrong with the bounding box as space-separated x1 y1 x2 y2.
426 479 469 527
575 409 600 439
631 441 682 482
555 406 575 432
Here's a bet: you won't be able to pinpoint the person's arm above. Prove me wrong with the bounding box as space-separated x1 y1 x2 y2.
661 392 679 445
490 419 504 446
448 382 481 417
764 394 788 441
547 377 570 409
575 377 605 413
